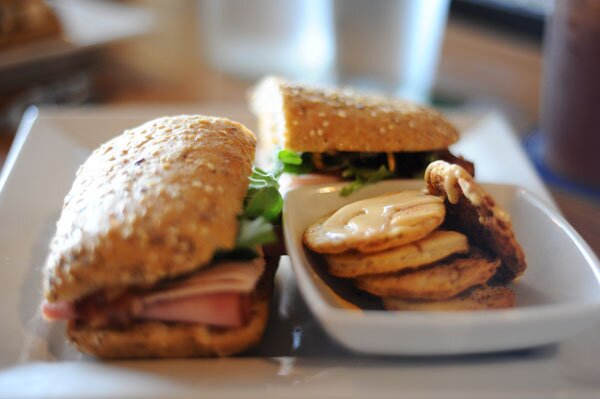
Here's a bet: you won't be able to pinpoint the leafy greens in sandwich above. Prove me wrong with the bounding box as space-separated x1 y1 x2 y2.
250 76 474 196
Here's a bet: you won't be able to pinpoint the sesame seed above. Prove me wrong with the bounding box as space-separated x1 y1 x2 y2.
322 121 330 127
292 120 299 126
337 110 347 118
317 129 324 136
379 127 386 133
409 121 416 128
388 124 394 130
309 129 316 137
206 162 215 171
192 181 203 188
204 185 214 193
370 111 378 117
318 112 326 117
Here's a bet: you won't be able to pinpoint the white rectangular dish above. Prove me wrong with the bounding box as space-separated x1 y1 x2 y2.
1 105 600 398
283 180 600 355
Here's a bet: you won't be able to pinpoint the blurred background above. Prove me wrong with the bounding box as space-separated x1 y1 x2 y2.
0 0 598 252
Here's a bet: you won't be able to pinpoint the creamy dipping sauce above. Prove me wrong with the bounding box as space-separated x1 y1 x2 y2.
425 161 483 206
425 161 512 224
321 191 444 241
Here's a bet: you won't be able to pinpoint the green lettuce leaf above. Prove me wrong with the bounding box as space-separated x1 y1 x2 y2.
340 165 393 196
228 166 284 257
243 167 283 222
277 149 303 165
276 150 314 174
236 217 278 249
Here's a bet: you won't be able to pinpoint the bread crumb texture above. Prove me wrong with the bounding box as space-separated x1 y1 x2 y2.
44 115 257 302
252 76 459 152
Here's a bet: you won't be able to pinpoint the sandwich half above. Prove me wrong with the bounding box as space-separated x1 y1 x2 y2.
42 115 283 358
250 76 474 195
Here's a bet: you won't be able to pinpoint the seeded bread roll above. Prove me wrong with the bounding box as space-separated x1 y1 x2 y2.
250 76 459 153
44 115 257 303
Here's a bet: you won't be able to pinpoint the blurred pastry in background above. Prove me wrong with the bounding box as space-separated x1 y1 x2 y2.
0 0 61 49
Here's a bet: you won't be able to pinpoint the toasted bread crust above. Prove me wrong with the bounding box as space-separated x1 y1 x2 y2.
250 76 459 153
355 249 500 300
425 161 527 283
44 116 257 303
382 285 515 311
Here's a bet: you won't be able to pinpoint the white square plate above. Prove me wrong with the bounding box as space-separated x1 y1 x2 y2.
2 105 600 398
283 180 600 355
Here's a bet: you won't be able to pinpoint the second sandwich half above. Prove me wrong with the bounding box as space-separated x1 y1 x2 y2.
41 115 282 358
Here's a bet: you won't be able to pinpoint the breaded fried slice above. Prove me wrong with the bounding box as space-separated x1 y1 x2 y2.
425 160 527 283
382 285 515 311
355 248 500 300
303 191 445 254
325 230 469 278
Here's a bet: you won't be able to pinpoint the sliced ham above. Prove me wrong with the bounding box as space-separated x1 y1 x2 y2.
41 257 265 328
141 257 264 306
280 173 342 193
42 301 76 321
137 292 249 327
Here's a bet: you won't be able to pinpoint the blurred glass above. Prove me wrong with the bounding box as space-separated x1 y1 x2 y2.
333 0 450 103
540 0 600 188
198 0 334 82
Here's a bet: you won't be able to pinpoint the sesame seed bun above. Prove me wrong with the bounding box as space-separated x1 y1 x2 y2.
250 76 459 153
44 115 257 303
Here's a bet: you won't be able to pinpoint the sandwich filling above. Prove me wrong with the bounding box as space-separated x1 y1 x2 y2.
276 149 474 195
42 258 264 328
42 166 283 329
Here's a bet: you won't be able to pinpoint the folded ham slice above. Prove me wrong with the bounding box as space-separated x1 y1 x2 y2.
279 173 342 194
141 258 264 305
42 257 265 328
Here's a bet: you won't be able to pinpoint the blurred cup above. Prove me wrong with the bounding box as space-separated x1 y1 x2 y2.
540 0 600 188
333 0 450 103
198 0 334 82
